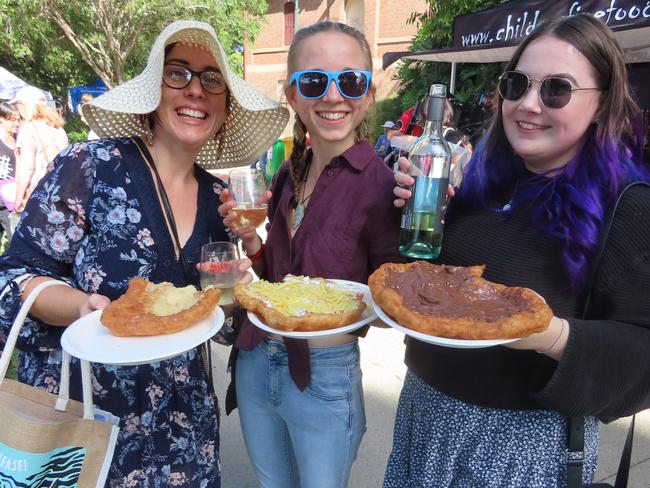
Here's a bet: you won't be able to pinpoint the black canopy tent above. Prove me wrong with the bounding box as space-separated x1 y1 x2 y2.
383 0 650 101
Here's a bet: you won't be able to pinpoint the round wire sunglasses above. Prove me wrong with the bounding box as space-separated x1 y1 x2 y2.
498 70 601 109
163 63 227 95
289 69 372 99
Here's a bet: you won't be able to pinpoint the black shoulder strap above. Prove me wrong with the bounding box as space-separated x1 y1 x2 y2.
567 181 649 488
132 137 193 284
581 181 650 319
133 137 217 400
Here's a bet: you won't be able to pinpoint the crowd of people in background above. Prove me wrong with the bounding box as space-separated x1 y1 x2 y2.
375 94 474 186
0 84 107 252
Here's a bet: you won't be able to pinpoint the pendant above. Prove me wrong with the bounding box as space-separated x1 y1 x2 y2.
502 202 512 212
292 203 305 230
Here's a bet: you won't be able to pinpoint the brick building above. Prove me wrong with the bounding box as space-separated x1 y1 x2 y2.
244 0 429 118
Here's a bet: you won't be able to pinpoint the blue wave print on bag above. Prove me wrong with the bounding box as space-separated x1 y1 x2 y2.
0 442 85 488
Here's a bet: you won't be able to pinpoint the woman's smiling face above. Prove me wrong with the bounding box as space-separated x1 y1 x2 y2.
502 35 601 173
285 30 371 155
154 43 228 151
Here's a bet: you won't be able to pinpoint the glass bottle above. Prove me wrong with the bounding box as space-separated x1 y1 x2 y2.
399 84 451 259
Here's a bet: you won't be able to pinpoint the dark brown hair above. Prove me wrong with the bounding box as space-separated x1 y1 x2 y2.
0 102 19 121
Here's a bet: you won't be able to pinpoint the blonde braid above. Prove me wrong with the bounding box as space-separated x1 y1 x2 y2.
289 115 309 205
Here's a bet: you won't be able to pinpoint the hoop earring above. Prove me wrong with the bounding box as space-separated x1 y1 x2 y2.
140 113 154 145
355 119 369 143
213 125 225 160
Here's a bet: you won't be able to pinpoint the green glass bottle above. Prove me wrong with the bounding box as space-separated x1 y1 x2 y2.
266 139 286 184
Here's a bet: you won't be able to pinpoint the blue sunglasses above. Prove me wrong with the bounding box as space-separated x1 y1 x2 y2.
289 69 372 99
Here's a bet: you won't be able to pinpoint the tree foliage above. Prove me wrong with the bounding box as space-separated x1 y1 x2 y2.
0 0 267 103
396 0 508 109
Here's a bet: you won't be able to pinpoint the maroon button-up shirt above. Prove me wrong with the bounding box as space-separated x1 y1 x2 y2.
235 141 403 389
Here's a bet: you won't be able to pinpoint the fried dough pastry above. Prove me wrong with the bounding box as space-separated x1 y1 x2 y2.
234 276 366 332
369 262 552 340
101 278 220 336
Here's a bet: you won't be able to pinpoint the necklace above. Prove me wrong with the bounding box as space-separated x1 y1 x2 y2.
291 161 315 230
502 177 521 212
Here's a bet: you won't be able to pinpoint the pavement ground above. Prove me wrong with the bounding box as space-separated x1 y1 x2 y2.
211 326 649 488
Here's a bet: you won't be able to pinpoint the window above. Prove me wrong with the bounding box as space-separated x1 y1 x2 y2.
284 2 295 46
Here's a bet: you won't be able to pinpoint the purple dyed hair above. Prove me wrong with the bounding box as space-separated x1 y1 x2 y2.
452 14 650 289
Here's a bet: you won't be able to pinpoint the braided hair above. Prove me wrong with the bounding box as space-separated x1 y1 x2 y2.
284 21 374 205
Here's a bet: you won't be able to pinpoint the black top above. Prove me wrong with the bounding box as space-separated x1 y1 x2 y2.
0 138 16 180
406 184 650 419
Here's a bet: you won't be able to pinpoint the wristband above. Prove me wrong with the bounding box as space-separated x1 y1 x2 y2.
245 242 265 261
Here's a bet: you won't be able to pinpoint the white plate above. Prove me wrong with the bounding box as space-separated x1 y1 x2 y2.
247 279 377 338
61 308 225 365
371 300 517 349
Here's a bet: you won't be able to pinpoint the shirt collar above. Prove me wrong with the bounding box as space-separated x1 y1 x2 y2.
308 140 375 172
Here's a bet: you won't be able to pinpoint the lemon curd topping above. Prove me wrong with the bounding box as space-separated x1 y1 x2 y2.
246 278 359 317
146 283 198 316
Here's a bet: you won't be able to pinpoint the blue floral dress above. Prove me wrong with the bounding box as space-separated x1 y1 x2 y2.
0 138 229 487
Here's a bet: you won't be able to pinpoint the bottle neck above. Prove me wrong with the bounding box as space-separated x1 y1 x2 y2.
422 119 443 136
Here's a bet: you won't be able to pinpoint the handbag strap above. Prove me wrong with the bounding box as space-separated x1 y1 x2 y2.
133 137 194 284
567 181 649 488
0 279 94 419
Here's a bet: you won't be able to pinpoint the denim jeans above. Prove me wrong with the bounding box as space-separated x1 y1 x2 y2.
236 338 366 488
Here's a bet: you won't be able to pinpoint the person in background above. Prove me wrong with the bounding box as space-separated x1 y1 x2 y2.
220 20 402 487
0 20 287 486
388 14 650 487
375 120 395 158
13 87 68 212
442 97 472 187
0 102 20 245
398 99 425 137
382 119 405 168
77 93 99 140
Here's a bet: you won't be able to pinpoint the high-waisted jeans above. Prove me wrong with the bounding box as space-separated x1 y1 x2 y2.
236 338 366 488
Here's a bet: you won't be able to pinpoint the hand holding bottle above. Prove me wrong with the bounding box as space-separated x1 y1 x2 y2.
393 157 454 208
399 84 452 260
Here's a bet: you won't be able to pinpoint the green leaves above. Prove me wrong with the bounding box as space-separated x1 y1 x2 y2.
0 0 268 103
395 0 507 109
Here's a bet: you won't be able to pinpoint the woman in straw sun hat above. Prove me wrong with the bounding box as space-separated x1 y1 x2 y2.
0 19 288 487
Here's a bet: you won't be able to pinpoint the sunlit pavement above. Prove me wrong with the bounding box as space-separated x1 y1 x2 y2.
211 327 650 487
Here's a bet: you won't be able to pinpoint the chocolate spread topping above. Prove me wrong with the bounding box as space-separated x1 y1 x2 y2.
384 262 532 322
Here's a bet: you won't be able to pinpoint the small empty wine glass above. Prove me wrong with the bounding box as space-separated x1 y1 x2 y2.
228 168 268 228
199 241 245 305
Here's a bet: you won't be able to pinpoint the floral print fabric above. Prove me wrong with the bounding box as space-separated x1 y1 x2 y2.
0 138 229 487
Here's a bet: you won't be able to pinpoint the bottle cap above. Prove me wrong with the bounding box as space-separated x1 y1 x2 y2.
429 84 447 98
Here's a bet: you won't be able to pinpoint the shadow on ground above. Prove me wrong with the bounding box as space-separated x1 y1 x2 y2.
212 327 650 488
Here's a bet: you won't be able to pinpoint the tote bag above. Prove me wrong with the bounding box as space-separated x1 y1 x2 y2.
0 280 119 487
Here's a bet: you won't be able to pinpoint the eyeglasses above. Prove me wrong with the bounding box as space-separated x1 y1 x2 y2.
163 64 227 95
498 70 601 109
289 70 372 99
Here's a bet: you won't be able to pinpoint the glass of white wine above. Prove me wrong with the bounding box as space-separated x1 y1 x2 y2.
228 168 268 228
199 241 245 305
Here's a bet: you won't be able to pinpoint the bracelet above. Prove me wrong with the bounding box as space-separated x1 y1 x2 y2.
245 242 265 261
536 319 566 354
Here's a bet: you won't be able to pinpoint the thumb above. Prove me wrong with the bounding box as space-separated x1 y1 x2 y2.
88 294 111 311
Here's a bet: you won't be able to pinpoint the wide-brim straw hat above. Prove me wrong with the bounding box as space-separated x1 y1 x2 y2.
81 20 289 169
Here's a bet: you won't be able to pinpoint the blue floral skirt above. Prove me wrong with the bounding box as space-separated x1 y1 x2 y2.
384 371 598 488
19 348 221 488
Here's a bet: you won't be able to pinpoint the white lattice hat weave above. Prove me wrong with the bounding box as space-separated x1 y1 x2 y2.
81 20 289 169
